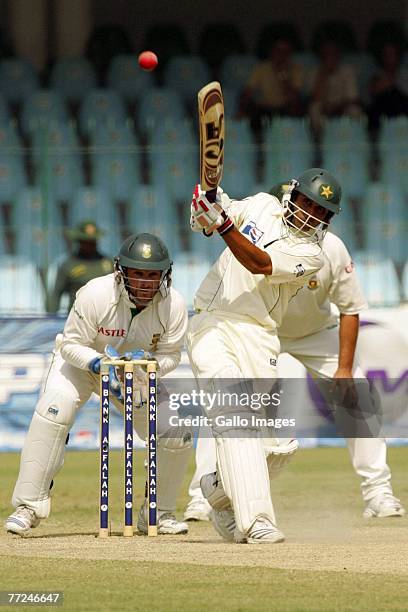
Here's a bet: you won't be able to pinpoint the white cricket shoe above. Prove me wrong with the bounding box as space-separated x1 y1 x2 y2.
5 506 40 536
363 493 406 518
247 517 285 544
137 502 188 535
184 497 211 522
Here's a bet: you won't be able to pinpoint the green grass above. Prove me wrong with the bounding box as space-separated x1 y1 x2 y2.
1 448 407 611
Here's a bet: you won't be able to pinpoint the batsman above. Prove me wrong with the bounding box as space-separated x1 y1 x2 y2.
188 82 343 543
5 233 192 536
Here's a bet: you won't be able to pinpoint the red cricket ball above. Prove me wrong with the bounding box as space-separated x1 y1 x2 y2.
138 50 158 71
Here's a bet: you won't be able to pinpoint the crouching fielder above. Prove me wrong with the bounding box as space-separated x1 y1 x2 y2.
5 233 192 536
187 168 342 543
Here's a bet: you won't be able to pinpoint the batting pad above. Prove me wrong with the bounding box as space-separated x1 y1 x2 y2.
12 411 69 518
215 432 276 533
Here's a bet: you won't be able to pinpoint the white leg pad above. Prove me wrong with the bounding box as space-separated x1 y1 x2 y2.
157 439 193 513
215 431 276 534
12 411 69 518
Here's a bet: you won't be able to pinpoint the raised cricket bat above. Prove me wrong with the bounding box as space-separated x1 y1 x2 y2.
198 81 225 203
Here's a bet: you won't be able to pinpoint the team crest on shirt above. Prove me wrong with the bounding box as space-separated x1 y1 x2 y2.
294 264 305 277
307 276 319 290
242 221 264 244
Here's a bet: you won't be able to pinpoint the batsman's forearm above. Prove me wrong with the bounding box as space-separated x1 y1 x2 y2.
221 226 272 275
338 313 359 370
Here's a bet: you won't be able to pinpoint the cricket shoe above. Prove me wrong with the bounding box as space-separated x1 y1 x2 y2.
184 497 211 522
363 493 406 518
209 509 246 543
137 502 188 535
5 506 40 536
247 517 285 544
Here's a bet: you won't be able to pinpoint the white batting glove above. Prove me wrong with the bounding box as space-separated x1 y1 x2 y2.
190 184 224 233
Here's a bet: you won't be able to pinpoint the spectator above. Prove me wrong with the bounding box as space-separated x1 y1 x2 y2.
368 42 408 132
47 221 113 314
309 40 362 137
240 36 304 133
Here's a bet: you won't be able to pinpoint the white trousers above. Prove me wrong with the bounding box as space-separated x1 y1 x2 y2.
188 325 393 504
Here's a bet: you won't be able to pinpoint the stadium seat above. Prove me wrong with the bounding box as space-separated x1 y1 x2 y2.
219 54 258 91
378 118 408 193
353 251 401 307
378 116 408 149
90 125 141 202
107 55 155 103
328 193 357 253
137 87 185 134
21 90 69 135
321 118 370 199
223 87 240 118
361 183 407 265
14 188 64 267
222 120 257 198
147 119 196 203
0 152 27 204
79 89 127 136
31 123 83 201
171 253 213 310
0 59 39 105
263 118 314 186
0 255 45 313
70 187 121 256
50 57 97 104
129 185 179 256
0 94 11 124
163 56 211 106
344 52 377 104
0 121 22 148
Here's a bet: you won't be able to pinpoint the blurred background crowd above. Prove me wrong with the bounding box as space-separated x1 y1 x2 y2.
0 0 407 313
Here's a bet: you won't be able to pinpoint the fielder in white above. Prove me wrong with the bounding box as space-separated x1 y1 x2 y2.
185 226 405 524
187 168 342 543
5 233 192 536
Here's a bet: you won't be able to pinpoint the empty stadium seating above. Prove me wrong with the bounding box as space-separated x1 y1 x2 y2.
50 57 97 104
353 251 401 307
107 55 155 103
0 255 45 313
0 59 39 105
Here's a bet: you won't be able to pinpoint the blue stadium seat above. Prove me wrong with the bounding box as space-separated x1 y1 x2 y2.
379 148 408 194
148 119 196 202
321 118 370 199
107 55 155 103
328 193 357 253
0 94 11 124
263 118 314 186
79 89 127 136
31 123 83 201
222 120 256 198
50 57 97 104
223 87 240 118
378 116 408 149
344 52 376 104
220 54 258 91
0 255 45 313
137 87 185 134
0 121 23 148
171 253 213 310
14 188 64 267
190 233 226 263
353 251 401 307
0 152 27 203
129 185 179 256
163 56 211 105
361 183 407 265
0 59 39 105
70 188 121 256
90 126 141 202
21 90 69 135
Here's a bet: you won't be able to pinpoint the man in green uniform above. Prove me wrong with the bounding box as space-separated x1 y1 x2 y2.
47 221 113 313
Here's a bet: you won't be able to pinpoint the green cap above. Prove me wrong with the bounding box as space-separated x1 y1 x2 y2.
294 168 342 214
67 221 104 242
116 233 171 270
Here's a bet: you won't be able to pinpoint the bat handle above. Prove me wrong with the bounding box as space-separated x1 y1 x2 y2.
205 188 217 203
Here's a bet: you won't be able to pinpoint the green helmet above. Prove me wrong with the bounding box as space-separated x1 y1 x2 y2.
292 168 342 214
115 233 172 305
116 233 171 271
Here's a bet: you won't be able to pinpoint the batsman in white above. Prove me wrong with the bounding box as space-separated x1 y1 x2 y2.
5 233 192 536
187 168 342 543
185 181 405 527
